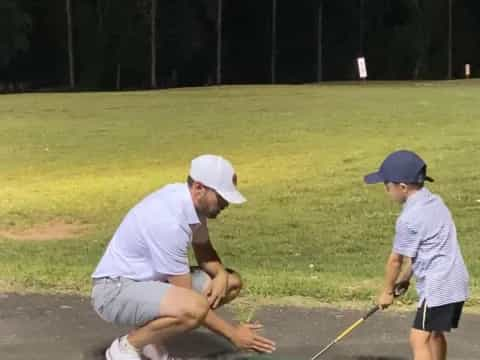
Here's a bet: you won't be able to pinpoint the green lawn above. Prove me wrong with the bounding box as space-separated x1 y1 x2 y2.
0 82 479 308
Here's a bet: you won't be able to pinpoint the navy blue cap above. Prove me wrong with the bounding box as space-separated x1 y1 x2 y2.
364 150 434 184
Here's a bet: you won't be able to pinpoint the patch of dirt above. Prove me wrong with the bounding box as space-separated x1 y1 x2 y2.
0 219 92 241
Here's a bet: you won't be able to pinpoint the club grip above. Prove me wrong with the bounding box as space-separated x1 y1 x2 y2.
363 305 380 320
394 281 410 298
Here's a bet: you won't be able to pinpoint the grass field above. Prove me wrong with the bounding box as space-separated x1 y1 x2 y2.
0 81 479 308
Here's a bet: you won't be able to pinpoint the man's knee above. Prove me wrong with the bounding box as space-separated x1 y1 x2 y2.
226 270 243 299
177 293 209 328
161 287 209 328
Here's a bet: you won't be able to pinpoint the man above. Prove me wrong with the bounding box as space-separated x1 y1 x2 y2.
364 150 469 360
91 154 276 360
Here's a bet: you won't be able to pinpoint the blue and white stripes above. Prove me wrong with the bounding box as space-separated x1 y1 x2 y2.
393 188 469 307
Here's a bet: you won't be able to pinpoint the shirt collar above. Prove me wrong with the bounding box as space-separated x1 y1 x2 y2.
403 187 430 211
182 183 200 225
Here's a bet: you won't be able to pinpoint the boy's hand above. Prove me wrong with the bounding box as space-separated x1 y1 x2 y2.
393 280 410 297
378 290 394 309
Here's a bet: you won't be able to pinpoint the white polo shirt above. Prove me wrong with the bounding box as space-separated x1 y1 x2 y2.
92 183 200 282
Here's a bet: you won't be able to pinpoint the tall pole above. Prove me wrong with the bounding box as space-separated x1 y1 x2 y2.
317 0 323 82
271 0 277 84
216 0 223 85
151 0 157 89
448 0 453 79
66 0 75 89
359 0 364 56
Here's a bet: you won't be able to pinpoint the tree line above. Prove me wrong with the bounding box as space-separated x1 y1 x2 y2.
1 0 479 92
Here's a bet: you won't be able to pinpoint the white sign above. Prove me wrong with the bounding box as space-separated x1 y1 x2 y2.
465 64 471 77
357 57 368 79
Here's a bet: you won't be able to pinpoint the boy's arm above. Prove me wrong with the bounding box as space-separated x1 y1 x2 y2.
380 218 419 307
397 256 413 283
378 252 404 308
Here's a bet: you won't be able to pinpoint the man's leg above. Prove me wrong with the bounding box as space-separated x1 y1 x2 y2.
429 332 447 360
94 278 210 359
174 269 275 354
127 286 209 349
191 267 243 307
222 269 243 305
410 329 433 360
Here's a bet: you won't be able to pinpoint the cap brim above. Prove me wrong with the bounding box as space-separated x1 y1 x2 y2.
425 176 434 182
364 171 385 184
217 189 247 204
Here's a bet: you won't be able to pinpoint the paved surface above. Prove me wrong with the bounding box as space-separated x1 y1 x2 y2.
0 293 479 360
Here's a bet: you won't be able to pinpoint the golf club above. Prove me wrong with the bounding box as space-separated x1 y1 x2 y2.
310 281 410 360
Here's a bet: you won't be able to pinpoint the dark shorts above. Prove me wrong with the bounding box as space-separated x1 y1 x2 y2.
413 300 464 332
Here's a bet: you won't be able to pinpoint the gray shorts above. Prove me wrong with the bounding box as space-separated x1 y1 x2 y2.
91 268 210 327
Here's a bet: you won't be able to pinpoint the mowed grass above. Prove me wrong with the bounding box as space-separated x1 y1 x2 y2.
0 82 479 307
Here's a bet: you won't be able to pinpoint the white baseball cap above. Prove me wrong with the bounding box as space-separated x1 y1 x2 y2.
189 154 246 204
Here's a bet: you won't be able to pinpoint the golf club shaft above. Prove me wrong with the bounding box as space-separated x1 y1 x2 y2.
310 305 380 360
310 340 335 360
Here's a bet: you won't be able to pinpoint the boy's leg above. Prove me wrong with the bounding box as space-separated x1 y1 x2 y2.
429 331 447 360
410 301 464 360
426 301 464 360
410 329 433 360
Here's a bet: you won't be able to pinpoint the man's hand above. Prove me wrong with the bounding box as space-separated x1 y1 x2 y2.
230 323 276 354
378 290 395 309
204 270 229 309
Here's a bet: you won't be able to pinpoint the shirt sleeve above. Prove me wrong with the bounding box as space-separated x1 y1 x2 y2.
144 222 191 276
393 219 421 258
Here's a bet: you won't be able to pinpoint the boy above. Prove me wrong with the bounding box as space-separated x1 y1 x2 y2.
364 150 469 360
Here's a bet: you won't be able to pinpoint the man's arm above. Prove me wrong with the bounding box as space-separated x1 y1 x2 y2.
192 221 226 277
193 239 226 277
192 221 230 308
168 274 276 353
203 310 276 353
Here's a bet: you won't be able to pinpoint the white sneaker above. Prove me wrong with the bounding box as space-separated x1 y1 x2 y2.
106 338 142 360
142 344 181 360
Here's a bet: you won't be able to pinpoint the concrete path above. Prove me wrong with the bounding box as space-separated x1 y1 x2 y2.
0 294 478 360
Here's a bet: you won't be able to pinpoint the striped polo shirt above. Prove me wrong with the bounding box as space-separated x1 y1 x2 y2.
393 187 469 307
